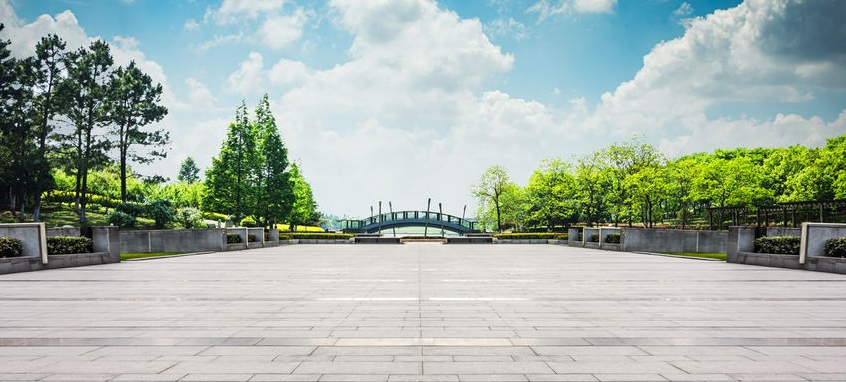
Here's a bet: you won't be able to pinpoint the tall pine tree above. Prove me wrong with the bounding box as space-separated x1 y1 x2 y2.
252 94 293 227
203 101 257 222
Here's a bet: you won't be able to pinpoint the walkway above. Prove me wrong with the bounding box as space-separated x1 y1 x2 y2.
1 244 846 381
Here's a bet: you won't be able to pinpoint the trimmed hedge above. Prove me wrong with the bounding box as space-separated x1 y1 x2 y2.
46 236 93 255
226 233 242 244
605 233 621 244
292 233 353 240
589 234 599 242
554 234 568 241
240 217 257 227
825 237 846 258
754 236 800 255
278 234 292 241
247 234 258 242
0 237 23 258
493 233 558 240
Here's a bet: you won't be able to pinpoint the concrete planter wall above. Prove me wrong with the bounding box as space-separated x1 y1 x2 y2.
298 239 353 244
121 229 225 253
0 224 119 275
496 239 549 244
728 224 846 274
622 228 726 253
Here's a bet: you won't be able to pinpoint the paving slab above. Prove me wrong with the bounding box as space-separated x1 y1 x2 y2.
1 243 846 381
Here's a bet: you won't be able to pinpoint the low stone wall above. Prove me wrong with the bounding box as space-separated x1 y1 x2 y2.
298 239 352 244
46 227 81 237
446 237 493 244
496 239 549 244
0 224 119 275
728 224 846 275
622 228 726 253
800 223 846 263
121 229 225 253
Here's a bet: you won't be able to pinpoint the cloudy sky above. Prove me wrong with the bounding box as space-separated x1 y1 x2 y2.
1 0 844 218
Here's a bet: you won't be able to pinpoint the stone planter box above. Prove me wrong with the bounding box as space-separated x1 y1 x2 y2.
226 243 247 251
298 239 352 244
1 252 110 275
547 239 568 245
446 237 493 244
496 239 549 244
354 237 401 244
584 241 600 249
731 251 846 275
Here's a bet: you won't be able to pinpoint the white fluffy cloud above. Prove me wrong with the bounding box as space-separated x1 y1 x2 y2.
199 0 307 50
592 0 846 148
206 0 286 25
528 0 618 20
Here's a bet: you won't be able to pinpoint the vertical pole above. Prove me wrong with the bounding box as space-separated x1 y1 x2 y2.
424 198 431 237
370 206 374 234
462 204 467 236
378 201 382 235
389 201 396 237
439 202 444 237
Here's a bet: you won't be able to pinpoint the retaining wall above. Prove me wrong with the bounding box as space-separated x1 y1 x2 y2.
0 224 119 275
728 224 846 275
622 228 726 253
120 229 226 253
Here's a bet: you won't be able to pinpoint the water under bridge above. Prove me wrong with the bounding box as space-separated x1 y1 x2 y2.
341 210 479 234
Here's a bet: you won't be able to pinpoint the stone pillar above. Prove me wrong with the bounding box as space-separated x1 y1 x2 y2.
91 226 120 263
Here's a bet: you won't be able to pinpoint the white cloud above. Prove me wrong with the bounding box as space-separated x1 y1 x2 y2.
186 77 216 108
227 51 265 96
268 58 311 87
206 0 285 25
673 2 693 17
528 0 617 21
485 17 528 40
592 0 846 149
183 19 199 31
195 32 245 52
258 8 307 49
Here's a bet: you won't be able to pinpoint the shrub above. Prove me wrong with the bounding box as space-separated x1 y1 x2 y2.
108 211 136 228
248 234 258 242
146 200 175 229
754 236 800 255
116 202 146 217
226 233 242 244
203 212 228 222
554 234 568 241
493 233 557 240
291 233 353 240
46 236 93 255
0 237 23 258
278 234 292 241
240 216 257 227
825 237 846 258
605 233 621 244
176 207 205 229
589 234 599 242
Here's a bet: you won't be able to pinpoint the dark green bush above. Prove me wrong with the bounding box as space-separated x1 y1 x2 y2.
116 202 145 217
46 236 93 255
754 236 800 255
554 234 568 241
248 234 258 242
240 216 257 227
493 233 557 239
825 237 846 258
278 234 292 241
291 233 353 240
589 234 599 242
226 233 242 244
146 200 175 229
605 233 621 244
0 237 23 258
108 211 136 228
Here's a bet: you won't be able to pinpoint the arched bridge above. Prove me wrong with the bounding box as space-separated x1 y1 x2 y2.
342 210 479 234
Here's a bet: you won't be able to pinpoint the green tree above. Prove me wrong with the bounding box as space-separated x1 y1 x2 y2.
525 158 577 231
574 152 610 226
252 94 293 227
694 156 772 229
288 163 318 228
203 101 257 221
177 156 200 183
30 34 66 221
665 158 702 228
57 40 114 224
107 61 169 203
471 165 512 232
604 137 663 226
625 165 668 228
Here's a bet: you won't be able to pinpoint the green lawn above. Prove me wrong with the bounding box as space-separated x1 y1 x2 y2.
121 252 186 261
661 252 726 261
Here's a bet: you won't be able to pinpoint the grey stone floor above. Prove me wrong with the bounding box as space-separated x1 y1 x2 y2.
2 244 846 382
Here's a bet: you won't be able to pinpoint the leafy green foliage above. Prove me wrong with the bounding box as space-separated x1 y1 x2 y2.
226 233 242 244
589 234 599 242
554 233 568 240
175 207 204 229
0 237 23 257
472 165 517 232
240 216 257 227
754 236 800 255
493 233 558 239
277 234 292 241
146 200 175 229
247 234 258 242
178 157 200 183
825 238 846 258
291 233 353 240
605 233 621 244
46 236 93 255
108 211 135 228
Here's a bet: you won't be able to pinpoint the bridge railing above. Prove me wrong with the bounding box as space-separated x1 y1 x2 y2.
341 210 476 231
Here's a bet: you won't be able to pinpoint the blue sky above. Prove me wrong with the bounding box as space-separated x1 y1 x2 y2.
2 0 844 217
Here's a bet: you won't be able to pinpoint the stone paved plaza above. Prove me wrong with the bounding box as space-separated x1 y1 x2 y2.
2 244 846 382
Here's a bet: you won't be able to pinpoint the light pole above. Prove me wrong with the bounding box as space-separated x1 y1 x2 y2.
378 201 382 235
424 198 431 237
389 201 397 237
439 202 444 237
